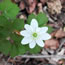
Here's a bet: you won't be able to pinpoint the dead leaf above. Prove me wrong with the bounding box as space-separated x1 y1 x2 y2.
14 30 20 35
19 1 25 10
47 0 62 14
57 13 65 24
55 28 65 38
60 0 65 4
58 60 64 65
26 0 37 14
45 39 59 50
25 0 35 6
51 31 56 37
37 3 43 13
40 0 46 5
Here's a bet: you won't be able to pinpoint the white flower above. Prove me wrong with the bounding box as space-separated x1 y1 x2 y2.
20 19 51 49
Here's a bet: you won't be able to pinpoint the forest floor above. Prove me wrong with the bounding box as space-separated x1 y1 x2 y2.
0 0 65 65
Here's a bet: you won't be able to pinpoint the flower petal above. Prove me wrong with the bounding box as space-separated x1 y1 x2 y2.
36 27 41 33
31 19 38 30
40 27 48 34
24 24 33 32
29 41 36 49
41 33 51 40
21 37 32 45
20 30 30 37
36 39 44 47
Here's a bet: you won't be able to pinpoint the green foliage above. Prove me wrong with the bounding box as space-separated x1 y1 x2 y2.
10 44 19 57
0 15 8 27
47 26 54 33
0 15 25 57
36 12 48 26
43 25 54 34
25 45 42 54
12 19 24 31
0 0 25 57
27 12 48 26
0 0 25 56
18 44 26 55
0 0 19 19
27 13 36 24
0 0 53 57
0 40 11 55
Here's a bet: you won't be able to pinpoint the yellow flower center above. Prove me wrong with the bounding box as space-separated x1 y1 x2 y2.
33 33 37 37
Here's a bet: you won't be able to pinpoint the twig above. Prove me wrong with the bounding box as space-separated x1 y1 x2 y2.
14 55 65 59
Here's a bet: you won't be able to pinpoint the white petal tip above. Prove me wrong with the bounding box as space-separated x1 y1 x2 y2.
29 44 35 49
30 47 34 49
20 31 22 35
21 40 28 45
48 35 52 39
20 31 24 36
21 41 24 45
31 19 38 24
44 27 48 30
29 42 36 49
31 19 38 28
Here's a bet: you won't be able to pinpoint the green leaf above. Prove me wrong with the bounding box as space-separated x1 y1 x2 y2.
0 15 8 27
13 19 24 31
10 44 19 57
0 29 10 39
27 13 36 24
0 15 24 31
0 40 11 55
47 26 54 33
43 25 53 34
10 33 26 57
0 15 14 32
25 45 42 54
27 13 48 26
4 22 13 32
10 33 23 44
29 46 42 54
0 16 25 57
0 0 6 11
18 44 26 55
36 12 48 26
10 33 26 56
0 0 19 19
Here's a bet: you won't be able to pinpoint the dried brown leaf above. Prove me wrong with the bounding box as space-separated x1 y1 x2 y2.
26 0 37 14
55 29 65 38
19 1 25 10
40 0 46 5
47 0 62 14
45 39 59 50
